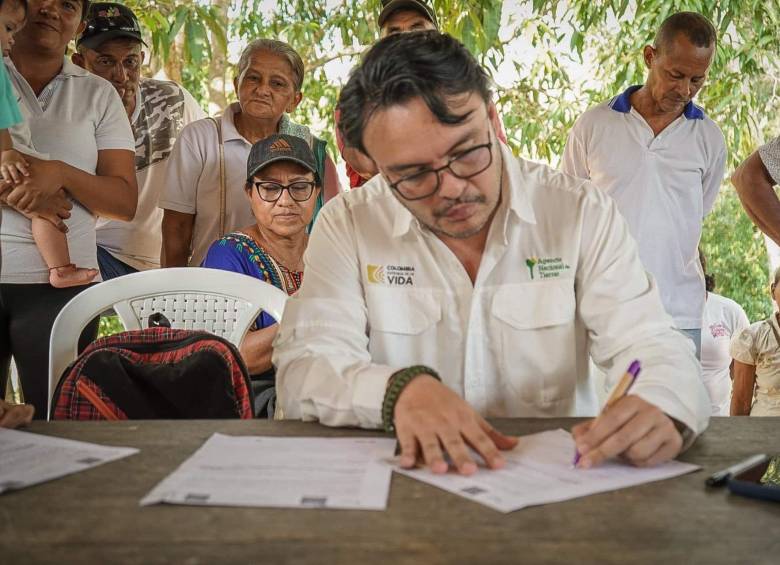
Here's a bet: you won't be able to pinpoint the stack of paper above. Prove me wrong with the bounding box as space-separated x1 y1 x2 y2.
393 428 700 513
141 434 396 510
0 428 138 494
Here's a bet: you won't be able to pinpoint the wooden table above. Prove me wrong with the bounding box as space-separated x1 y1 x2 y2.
1 418 779 564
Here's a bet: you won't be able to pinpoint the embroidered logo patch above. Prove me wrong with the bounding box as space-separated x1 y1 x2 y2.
367 264 414 286
269 138 293 153
526 256 570 280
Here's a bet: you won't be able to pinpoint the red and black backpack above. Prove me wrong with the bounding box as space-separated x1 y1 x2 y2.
51 326 253 420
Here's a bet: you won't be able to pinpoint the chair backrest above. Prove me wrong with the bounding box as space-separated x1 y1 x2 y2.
48 268 288 418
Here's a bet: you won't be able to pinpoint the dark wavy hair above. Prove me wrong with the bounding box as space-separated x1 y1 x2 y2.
337 31 493 154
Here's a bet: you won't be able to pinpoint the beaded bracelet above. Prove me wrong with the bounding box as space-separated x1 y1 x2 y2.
382 365 441 434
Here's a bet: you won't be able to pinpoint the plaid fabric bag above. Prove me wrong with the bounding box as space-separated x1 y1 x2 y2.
52 327 253 420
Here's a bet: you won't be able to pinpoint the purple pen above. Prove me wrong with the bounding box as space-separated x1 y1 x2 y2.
573 360 642 467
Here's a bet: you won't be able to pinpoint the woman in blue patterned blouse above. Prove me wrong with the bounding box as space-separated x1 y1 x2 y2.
202 133 321 378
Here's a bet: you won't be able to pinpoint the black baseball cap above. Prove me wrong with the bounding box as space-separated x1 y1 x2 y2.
378 0 438 29
247 134 319 184
76 2 146 50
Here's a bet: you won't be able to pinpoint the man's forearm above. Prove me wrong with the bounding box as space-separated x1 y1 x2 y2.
239 326 277 375
161 237 190 267
160 211 194 267
732 151 780 244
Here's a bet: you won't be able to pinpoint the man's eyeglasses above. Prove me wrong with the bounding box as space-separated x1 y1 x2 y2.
387 135 493 200
253 180 317 202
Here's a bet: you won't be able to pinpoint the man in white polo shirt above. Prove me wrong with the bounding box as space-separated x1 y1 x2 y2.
562 12 727 359
274 32 709 475
73 3 205 279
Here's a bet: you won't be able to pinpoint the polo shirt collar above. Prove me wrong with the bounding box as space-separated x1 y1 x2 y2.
389 142 537 239
221 102 245 143
60 57 90 78
609 84 705 120
222 103 305 145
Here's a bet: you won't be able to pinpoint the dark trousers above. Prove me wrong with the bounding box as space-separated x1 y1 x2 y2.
0 283 99 419
97 245 138 281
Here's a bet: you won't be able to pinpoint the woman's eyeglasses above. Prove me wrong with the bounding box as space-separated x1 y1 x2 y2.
253 181 317 202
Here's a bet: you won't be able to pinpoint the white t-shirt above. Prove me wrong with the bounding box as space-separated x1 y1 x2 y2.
158 102 254 267
701 292 749 415
561 86 727 329
96 78 205 270
0 57 134 283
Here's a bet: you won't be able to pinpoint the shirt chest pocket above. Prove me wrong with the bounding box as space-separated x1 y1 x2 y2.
366 287 441 367
490 280 577 406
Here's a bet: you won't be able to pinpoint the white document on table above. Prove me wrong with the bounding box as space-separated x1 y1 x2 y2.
394 428 700 513
141 433 396 511
0 428 139 494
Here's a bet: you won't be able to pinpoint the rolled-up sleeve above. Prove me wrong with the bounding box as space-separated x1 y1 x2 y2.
272 198 398 428
577 185 710 439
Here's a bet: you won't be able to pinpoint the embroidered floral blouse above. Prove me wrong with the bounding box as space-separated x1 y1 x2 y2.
201 232 303 329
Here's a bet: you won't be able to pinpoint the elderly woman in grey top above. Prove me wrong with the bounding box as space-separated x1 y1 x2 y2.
160 38 340 267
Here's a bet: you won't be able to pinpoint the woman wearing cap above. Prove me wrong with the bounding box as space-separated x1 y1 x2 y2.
160 38 339 269
202 133 320 415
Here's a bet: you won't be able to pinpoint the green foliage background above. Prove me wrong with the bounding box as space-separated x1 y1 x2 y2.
113 0 778 323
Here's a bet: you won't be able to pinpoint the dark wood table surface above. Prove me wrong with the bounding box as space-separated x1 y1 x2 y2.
1 417 779 564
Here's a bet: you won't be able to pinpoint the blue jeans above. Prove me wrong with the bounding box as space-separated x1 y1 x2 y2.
680 328 702 361
97 246 138 281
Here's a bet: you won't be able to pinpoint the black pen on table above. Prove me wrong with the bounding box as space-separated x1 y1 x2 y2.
573 359 641 467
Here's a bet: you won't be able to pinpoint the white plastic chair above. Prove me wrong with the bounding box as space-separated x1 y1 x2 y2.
47 267 288 419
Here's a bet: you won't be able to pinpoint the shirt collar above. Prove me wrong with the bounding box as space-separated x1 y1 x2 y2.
609 84 705 120
221 102 246 143
389 142 537 239
60 57 90 78
221 103 301 145
5 55 87 79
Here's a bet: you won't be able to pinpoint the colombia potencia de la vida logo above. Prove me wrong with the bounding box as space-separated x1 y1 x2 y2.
367 264 415 286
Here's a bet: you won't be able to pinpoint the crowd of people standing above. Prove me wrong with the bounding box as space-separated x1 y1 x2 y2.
0 0 778 472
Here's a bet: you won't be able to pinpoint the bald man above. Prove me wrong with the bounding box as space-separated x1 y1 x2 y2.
562 12 727 359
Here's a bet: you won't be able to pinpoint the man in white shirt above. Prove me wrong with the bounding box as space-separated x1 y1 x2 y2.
732 135 780 245
72 3 206 278
561 12 727 359
273 32 710 475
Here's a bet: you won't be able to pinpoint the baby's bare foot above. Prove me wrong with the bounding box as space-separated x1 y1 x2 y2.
49 264 98 288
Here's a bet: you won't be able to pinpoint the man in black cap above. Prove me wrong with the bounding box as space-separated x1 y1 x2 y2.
72 2 205 280
337 0 439 189
378 0 438 37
